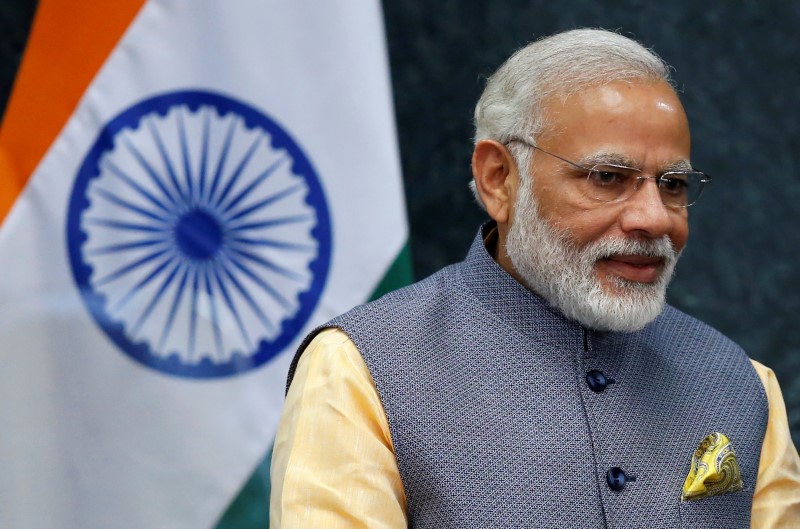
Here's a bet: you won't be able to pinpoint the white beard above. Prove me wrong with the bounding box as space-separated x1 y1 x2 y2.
505 174 679 332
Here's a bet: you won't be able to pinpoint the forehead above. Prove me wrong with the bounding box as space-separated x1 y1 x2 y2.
537 80 691 168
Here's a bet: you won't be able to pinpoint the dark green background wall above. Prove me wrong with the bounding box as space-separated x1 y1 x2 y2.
2 2 797 446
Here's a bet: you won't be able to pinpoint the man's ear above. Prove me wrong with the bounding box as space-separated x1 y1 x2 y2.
471 140 518 224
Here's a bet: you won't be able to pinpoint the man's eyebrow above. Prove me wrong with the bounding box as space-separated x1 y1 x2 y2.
662 159 694 172
577 152 639 168
577 152 694 173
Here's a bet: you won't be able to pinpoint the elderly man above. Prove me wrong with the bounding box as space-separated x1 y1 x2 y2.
270 29 800 528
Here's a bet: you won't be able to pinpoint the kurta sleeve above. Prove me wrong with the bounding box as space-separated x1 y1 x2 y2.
750 359 800 528
270 328 408 529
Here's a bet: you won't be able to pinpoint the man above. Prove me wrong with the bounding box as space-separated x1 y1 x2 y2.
270 29 800 528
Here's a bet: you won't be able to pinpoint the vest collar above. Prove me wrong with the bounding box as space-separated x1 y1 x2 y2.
460 222 586 349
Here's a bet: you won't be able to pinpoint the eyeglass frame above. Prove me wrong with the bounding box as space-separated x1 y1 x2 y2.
503 137 712 208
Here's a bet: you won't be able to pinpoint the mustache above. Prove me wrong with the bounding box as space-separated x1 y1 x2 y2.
581 236 677 261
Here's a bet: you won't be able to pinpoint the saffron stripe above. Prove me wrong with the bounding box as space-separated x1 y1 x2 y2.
0 0 147 226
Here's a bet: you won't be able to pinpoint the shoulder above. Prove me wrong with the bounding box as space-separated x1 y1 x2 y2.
643 304 764 390
287 263 464 388
655 304 748 357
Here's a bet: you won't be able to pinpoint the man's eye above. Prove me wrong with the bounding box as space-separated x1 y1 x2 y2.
588 169 627 186
659 175 688 195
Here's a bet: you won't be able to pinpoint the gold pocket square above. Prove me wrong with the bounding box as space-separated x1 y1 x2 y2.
681 432 743 501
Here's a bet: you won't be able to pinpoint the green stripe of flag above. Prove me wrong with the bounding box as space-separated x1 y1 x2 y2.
214 447 273 528
367 242 414 301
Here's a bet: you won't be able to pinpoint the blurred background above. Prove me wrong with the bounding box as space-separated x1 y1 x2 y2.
2 0 797 458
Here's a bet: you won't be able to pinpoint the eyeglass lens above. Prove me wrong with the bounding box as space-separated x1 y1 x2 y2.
584 165 706 207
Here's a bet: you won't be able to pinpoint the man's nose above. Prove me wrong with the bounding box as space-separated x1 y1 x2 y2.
618 179 674 237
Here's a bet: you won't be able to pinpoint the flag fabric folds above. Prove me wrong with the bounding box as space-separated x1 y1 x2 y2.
0 1 411 528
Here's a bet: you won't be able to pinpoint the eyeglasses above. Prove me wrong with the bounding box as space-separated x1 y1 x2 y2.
505 138 712 208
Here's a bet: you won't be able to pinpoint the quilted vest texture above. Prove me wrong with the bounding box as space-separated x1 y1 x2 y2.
288 226 768 529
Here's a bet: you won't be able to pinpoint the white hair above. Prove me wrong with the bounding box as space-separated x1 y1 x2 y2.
470 28 673 206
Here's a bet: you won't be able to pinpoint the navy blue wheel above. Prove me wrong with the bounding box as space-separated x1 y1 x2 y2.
67 90 332 378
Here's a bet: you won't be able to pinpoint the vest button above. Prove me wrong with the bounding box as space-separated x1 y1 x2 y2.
606 467 627 491
586 370 607 392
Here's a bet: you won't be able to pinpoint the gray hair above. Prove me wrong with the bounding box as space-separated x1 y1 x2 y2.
470 28 674 206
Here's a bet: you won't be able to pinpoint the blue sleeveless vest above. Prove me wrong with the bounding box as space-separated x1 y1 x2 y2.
288 226 768 528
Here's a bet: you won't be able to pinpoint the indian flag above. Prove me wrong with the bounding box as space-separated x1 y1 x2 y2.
0 1 411 528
